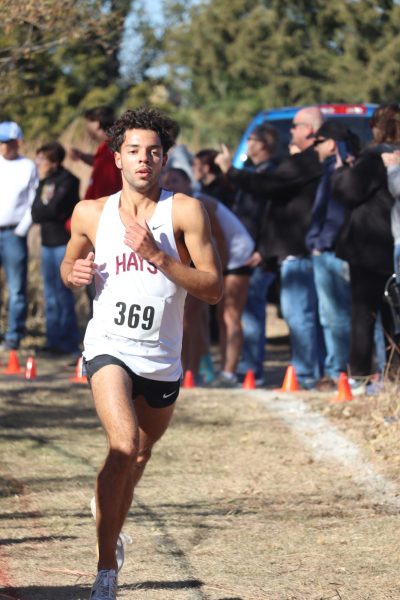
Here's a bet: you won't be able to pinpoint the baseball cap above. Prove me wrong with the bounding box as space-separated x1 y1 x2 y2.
0 121 23 142
308 121 361 155
307 121 354 142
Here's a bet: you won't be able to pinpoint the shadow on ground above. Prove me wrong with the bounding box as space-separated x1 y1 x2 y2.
0 579 210 600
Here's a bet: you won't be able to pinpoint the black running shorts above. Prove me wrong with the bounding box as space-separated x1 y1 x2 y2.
223 265 252 276
83 354 180 408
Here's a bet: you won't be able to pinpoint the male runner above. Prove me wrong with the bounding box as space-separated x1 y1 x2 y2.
60 107 223 600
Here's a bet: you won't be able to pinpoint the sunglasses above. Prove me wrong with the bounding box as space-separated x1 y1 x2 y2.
291 121 308 128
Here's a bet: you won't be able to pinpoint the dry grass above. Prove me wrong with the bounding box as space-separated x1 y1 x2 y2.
0 362 399 599
1 240 400 599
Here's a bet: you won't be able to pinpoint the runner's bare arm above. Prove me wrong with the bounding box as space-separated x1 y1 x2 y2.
60 200 101 289
124 195 223 304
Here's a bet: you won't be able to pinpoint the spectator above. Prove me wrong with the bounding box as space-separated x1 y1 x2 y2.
0 121 38 350
331 103 400 389
165 142 195 184
31 142 81 356
305 122 361 390
216 107 325 389
382 152 400 282
230 124 280 386
70 106 121 199
162 167 254 387
193 149 235 208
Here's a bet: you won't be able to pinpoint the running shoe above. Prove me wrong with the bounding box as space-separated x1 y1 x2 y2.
210 372 239 388
313 376 337 392
90 497 132 572
348 377 366 396
89 569 117 600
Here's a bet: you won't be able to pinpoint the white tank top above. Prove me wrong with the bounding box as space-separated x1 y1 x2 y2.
83 189 187 381
194 192 254 269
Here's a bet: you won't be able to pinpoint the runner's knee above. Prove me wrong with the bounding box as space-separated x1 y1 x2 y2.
107 441 139 467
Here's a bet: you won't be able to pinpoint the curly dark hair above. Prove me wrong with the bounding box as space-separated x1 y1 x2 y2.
108 106 180 153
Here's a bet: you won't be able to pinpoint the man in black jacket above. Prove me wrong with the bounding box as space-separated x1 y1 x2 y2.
331 108 396 384
193 148 235 208
230 124 280 386
216 107 324 389
32 141 81 356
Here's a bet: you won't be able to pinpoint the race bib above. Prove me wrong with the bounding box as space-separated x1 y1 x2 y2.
106 294 165 342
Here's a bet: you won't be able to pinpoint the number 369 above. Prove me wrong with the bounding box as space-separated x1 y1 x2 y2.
114 302 155 330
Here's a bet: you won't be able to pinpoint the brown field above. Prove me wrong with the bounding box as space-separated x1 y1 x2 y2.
0 347 399 600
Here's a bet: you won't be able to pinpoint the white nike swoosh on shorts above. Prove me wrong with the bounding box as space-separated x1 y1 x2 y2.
163 390 176 399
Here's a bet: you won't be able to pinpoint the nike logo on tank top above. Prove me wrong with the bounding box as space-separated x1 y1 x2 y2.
83 189 187 381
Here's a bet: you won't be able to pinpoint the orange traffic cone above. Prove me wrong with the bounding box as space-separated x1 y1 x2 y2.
332 372 352 402
242 369 256 389
275 365 299 392
3 350 22 375
182 369 195 388
70 356 87 384
25 356 37 380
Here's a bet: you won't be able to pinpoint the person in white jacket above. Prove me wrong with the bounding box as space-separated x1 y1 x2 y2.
162 167 254 386
0 121 38 350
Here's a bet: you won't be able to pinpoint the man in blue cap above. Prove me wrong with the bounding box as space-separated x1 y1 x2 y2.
0 121 38 350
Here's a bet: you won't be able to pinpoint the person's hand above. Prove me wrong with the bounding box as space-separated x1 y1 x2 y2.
214 144 232 174
382 151 400 167
68 251 96 286
288 143 301 155
124 220 162 263
69 147 82 161
245 251 263 268
334 145 344 169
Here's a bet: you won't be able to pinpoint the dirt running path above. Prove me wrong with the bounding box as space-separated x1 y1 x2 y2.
0 360 399 600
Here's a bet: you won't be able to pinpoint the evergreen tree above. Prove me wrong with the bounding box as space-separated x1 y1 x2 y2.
161 0 400 146
1 1 131 138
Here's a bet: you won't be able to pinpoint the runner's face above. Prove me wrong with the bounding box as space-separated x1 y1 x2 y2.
115 129 167 193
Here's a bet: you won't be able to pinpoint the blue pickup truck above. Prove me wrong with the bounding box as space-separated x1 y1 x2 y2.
232 103 377 168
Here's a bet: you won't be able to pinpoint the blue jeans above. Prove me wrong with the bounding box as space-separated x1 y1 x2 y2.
394 242 400 283
374 312 386 373
41 245 80 353
0 229 28 348
238 266 275 379
312 252 351 379
280 257 324 388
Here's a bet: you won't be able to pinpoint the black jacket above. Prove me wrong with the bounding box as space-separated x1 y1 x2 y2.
227 146 322 262
230 158 280 246
200 176 235 209
31 167 80 247
331 148 394 274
